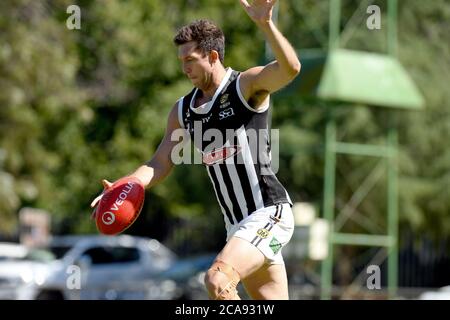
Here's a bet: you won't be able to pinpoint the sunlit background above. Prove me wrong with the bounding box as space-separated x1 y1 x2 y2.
0 0 449 300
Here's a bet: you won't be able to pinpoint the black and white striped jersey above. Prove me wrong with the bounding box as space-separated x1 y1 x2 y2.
177 68 292 226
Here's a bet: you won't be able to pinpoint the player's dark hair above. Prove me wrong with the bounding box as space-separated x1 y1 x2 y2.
173 19 225 64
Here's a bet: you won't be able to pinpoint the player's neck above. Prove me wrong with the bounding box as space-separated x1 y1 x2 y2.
198 65 227 100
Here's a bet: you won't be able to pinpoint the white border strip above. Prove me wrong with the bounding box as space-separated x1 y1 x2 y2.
177 97 185 128
190 68 233 114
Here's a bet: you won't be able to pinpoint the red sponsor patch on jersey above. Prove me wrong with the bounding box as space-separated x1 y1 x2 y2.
202 145 242 166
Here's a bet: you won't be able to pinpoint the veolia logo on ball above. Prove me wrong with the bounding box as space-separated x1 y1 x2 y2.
101 182 135 225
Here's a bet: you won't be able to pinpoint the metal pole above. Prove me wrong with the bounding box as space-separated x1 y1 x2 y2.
329 0 341 50
387 126 399 299
321 0 339 300
388 0 398 57
321 115 336 300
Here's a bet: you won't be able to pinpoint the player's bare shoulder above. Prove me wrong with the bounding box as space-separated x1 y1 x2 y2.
239 66 270 111
239 67 265 97
166 101 183 132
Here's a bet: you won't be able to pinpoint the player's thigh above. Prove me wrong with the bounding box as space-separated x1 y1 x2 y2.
214 236 266 279
241 263 289 300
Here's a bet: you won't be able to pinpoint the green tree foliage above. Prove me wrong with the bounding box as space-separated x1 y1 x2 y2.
275 0 450 241
0 1 448 249
0 0 263 247
0 0 84 233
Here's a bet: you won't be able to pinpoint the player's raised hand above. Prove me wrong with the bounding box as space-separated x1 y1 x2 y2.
90 179 113 220
239 0 277 25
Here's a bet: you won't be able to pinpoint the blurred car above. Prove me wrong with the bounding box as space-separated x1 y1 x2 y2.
0 242 55 300
14 235 178 300
419 286 450 300
0 243 28 261
155 253 216 300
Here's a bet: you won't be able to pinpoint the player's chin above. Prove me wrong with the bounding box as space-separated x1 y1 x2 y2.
193 80 205 89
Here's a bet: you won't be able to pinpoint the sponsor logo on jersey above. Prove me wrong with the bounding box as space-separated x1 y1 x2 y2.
202 114 212 124
220 102 231 109
219 107 235 120
202 145 242 165
219 94 231 109
220 94 229 104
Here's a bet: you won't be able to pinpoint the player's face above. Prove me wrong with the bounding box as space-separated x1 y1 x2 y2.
178 41 212 88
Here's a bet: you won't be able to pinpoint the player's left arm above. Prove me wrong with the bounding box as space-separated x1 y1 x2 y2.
239 0 301 109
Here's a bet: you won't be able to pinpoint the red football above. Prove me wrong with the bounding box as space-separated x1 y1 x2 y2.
95 176 145 235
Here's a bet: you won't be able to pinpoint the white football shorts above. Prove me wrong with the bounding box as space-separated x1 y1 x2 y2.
226 203 294 265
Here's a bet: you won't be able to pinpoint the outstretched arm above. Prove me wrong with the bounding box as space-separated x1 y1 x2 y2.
239 0 301 108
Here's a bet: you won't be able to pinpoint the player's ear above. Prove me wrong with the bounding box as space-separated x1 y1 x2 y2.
209 50 220 64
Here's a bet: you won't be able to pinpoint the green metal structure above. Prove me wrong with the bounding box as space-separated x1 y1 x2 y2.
318 0 424 300
318 49 424 109
275 0 425 299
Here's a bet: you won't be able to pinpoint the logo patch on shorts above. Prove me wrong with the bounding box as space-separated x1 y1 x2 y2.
269 237 282 255
256 228 270 239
